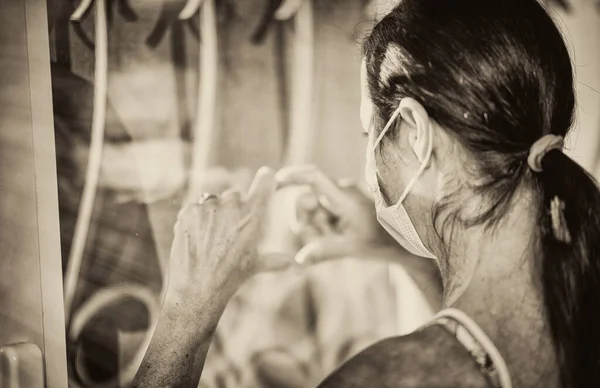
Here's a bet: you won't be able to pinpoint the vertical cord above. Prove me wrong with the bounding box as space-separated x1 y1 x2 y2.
274 22 289 160
280 0 315 246
283 0 314 165
63 0 108 320
188 0 218 194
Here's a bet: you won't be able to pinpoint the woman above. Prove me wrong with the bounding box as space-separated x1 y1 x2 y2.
132 0 600 387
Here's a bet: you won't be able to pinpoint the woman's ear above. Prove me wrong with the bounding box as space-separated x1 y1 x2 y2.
399 97 431 163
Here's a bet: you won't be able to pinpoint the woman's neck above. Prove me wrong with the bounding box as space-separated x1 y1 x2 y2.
450 271 558 388
440 214 559 387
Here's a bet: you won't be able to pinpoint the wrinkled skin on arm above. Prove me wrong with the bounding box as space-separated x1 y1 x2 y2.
131 167 288 387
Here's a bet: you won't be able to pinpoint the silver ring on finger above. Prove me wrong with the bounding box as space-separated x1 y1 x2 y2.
199 192 219 204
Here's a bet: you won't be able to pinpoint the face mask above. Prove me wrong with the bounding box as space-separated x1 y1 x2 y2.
364 104 437 260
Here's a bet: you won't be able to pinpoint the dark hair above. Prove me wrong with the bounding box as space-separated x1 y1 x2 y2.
363 0 600 387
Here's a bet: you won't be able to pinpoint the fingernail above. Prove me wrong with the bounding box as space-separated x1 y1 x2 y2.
293 252 305 266
294 251 313 267
257 166 273 177
338 178 355 188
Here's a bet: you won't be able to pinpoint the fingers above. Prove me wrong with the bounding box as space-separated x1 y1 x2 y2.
311 207 336 235
276 165 346 215
296 191 320 215
199 193 220 206
221 167 277 261
221 188 242 204
292 193 318 232
296 222 321 243
258 252 298 272
294 236 359 265
295 236 400 266
338 179 364 195
248 166 277 211
294 206 338 245
215 189 245 237
180 167 275 230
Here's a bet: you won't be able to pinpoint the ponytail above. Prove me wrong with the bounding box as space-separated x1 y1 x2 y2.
536 149 600 388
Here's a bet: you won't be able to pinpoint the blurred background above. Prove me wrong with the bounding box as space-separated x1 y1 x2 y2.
1 0 598 387
48 1 401 387
44 0 600 387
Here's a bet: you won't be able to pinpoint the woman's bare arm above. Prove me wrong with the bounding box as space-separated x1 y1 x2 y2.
131 292 226 388
132 167 279 388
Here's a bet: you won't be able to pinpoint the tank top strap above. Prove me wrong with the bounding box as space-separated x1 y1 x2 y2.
424 308 512 388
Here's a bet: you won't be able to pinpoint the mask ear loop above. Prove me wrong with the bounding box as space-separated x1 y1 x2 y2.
371 105 434 206
372 105 403 152
397 124 433 204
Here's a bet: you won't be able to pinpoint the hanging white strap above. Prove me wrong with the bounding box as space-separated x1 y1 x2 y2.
282 0 315 165
180 0 219 195
432 308 513 388
64 0 109 319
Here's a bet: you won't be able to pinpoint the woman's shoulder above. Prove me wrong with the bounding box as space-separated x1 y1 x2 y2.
316 324 493 388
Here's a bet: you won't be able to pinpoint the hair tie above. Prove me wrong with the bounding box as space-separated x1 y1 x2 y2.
527 134 564 172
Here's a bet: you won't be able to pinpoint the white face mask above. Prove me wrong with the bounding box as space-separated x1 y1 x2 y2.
364 104 437 260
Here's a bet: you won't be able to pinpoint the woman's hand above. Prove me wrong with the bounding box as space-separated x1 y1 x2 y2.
277 165 405 265
133 167 293 388
166 166 290 316
277 165 442 308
